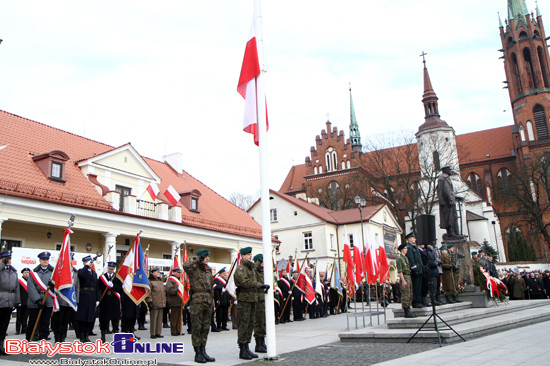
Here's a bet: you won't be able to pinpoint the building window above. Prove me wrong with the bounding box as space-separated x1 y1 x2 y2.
496 168 513 192
533 105 549 140
526 121 535 141
2 239 22 250
191 197 198 211
162 254 172 260
116 185 132 212
467 173 484 198
55 243 77 252
303 232 313 250
325 152 332 172
349 234 354 249
332 151 338 171
330 234 335 250
270 209 278 222
51 161 63 179
314 166 318 175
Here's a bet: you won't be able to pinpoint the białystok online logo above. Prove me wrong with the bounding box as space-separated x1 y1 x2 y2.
5 334 184 356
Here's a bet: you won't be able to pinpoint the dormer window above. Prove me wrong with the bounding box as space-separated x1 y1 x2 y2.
180 189 202 213
191 197 198 211
32 150 69 182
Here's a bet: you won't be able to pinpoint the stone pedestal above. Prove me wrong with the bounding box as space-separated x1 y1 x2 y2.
458 285 493 308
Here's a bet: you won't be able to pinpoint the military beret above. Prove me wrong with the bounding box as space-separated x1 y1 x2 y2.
38 251 51 259
446 244 454 249
471 251 478 255
151 267 160 273
196 248 210 257
172 267 182 273
107 261 117 268
478 249 484 253
82 255 92 262
21 267 30 273
253 254 263 262
405 232 415 239
217 268 226 275
440 245 448 251
240 247 252 255
0 250 12 258
398 243 407 251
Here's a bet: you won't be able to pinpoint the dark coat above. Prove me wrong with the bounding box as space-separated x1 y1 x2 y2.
98 272 122 321
406 244 424 277
19 279 28 307
120 290 140 319
27 264 54 308
235 260 262 303
0 262 20 308
213 277 231 306
166 275 183 307
75 266 100 323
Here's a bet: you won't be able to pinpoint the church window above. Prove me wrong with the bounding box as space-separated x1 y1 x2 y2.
511 53 522 94
410 181 420 201
314 166 318 175
319 166 323 174
332 151 338 171
325 152 332 172
433 151 440 171
347 160 351 169
466 173 484 198
496 168 513 192
538 46 550 88
526 121 535 141
523 48 538 90
328 181 341 210
519 128 526 141
533 105 549 139
519 31 529 40
341 161 346 169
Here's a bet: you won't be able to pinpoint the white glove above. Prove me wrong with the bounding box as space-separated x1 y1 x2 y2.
221 288 226 293
108 281 113 288
96 301 100 307
234 301 238 305
288 291 292 295
291 297 294 301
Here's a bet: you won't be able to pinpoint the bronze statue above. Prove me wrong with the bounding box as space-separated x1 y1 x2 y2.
436 166 462 240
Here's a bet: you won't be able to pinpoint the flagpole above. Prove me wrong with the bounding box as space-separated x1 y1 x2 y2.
254 0 277 359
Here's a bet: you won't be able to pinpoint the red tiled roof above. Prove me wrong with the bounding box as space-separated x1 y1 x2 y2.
0 110 262 239
456 126 514 164
278 164 308 194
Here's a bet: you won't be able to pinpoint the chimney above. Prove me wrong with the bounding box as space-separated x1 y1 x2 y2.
163 153 183 174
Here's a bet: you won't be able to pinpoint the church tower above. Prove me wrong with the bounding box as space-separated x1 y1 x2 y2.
349 85 362 154
500 0 550 144
415 55 460 177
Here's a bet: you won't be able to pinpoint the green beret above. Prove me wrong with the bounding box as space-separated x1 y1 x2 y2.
253 254 263 262
196 249 210 257
240 247 252 255
398 243 407 251
446 244 454 249
471 251 478 255
440 245 447 250
405 232 415 239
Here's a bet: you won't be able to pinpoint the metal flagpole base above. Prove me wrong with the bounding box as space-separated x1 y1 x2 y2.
263 356 280 361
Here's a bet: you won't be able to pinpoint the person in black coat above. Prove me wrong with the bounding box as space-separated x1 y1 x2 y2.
120 289 141 338
75 256 99 343
98 262 122 342
277 270 292 323
213 268 230 331
16 267 30 335
291 271 304 321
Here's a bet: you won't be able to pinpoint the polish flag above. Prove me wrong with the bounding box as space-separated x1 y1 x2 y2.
364 226 379 284
342 226 355 294
353 229 364 285
296 263 315 304
237 12 268 146
164 185 181 206
146 183 160 200
377 236 390 283
169 254 179 277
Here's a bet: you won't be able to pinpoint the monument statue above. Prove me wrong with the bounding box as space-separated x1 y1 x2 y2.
436 166 462 240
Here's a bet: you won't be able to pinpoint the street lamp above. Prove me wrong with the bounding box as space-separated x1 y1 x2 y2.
354 194 367 256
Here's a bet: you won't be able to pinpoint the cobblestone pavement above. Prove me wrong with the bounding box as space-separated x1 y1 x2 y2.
236 341 440 366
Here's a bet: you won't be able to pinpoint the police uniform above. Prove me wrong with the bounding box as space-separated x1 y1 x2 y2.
0 250 20 354
277 272 292 323
74 255 100 343
16 268 29 335
253 254 267 353
235 247 267 360
182 248 215 363
98 262 122 342
26 251 54 341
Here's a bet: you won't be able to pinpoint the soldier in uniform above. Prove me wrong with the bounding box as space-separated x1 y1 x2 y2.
51 254 79 343
448 245 463 303
166 268 184 337
98 262 122 342
0 250 20 355
182 248 215 364
253 254 267 353
405 233 425 308
396 244 416 318
441 245 457 303
146 267 166 339
16 267 30 335
235 247 269 360
213 268 230 331
26 251 54 342
277 269 291 323
75 255 99 343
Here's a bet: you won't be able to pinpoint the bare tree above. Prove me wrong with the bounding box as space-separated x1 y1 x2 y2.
307 174 368 210
228 191 259 211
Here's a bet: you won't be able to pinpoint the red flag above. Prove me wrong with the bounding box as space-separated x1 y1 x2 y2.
378 240 390 283
51 228 77 311
181 246 190 304
169 254 179 277
164 184 181 206
237 12 268 146
296 265 315 304
353 229 364 285
342 227 355 293
117 233 150 305
146 183 160 200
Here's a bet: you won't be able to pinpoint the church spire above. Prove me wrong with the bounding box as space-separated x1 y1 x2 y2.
508 0 529 25
349 84 362 153
418 52 449 133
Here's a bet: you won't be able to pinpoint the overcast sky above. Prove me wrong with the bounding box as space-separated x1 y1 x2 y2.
0 1 536 200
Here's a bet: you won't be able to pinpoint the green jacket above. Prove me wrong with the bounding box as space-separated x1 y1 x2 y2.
396 254 410 275
254 261 265 302
182 259 214 304
235 260 263 303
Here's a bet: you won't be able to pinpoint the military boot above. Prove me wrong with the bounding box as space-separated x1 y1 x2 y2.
445 295 456 304
246 343 258 358
200 345 215 362
101 330 106 343
436 293 446 305
193 346 207 363
255 336 267 353
239 343 252 360
453 295 463 303
404 308 417 318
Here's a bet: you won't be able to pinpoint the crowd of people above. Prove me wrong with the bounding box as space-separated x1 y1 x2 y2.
499 269 550 300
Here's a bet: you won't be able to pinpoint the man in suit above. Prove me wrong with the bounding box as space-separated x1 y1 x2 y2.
16 267 30 335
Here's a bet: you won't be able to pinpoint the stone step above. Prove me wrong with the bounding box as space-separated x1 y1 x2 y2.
392 301 472 318
388 299 548 329
339 300 550 343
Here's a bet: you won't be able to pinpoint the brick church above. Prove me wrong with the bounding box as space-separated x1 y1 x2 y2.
278 0 550 261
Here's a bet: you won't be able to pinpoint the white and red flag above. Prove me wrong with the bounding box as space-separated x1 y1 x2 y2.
296 262 315 304
225 253 241 299
146 183 160 200
353 229 364 285
182 245 190 304
364 226 379 284
342 226 355 294
164 185 181 206
51 228 77 311
116 232 150 305
169 254 179 277
377 236 390 283
237 12 268 146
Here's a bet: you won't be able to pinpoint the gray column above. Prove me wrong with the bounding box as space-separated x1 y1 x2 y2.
103 232 119 265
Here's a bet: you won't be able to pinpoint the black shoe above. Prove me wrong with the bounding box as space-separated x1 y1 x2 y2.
239 343 252 360
151 335 157 339
0 345 7 356
138 326 147 331
412 303 425 308
194 346 207 363
211 328 221 332
89 331 97 336
445 295 456 304
162 324 170 329
453 296 463 303
221 327 230 331
105 330 113 334
245 343 258 358
171 333 179 336
101 331 106 343
200 345 215 362
155 334 164 338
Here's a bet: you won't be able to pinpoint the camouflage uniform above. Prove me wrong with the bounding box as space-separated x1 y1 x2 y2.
182 259 214 348
234 259 263 344
253 261 265 338
396 254 412 309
